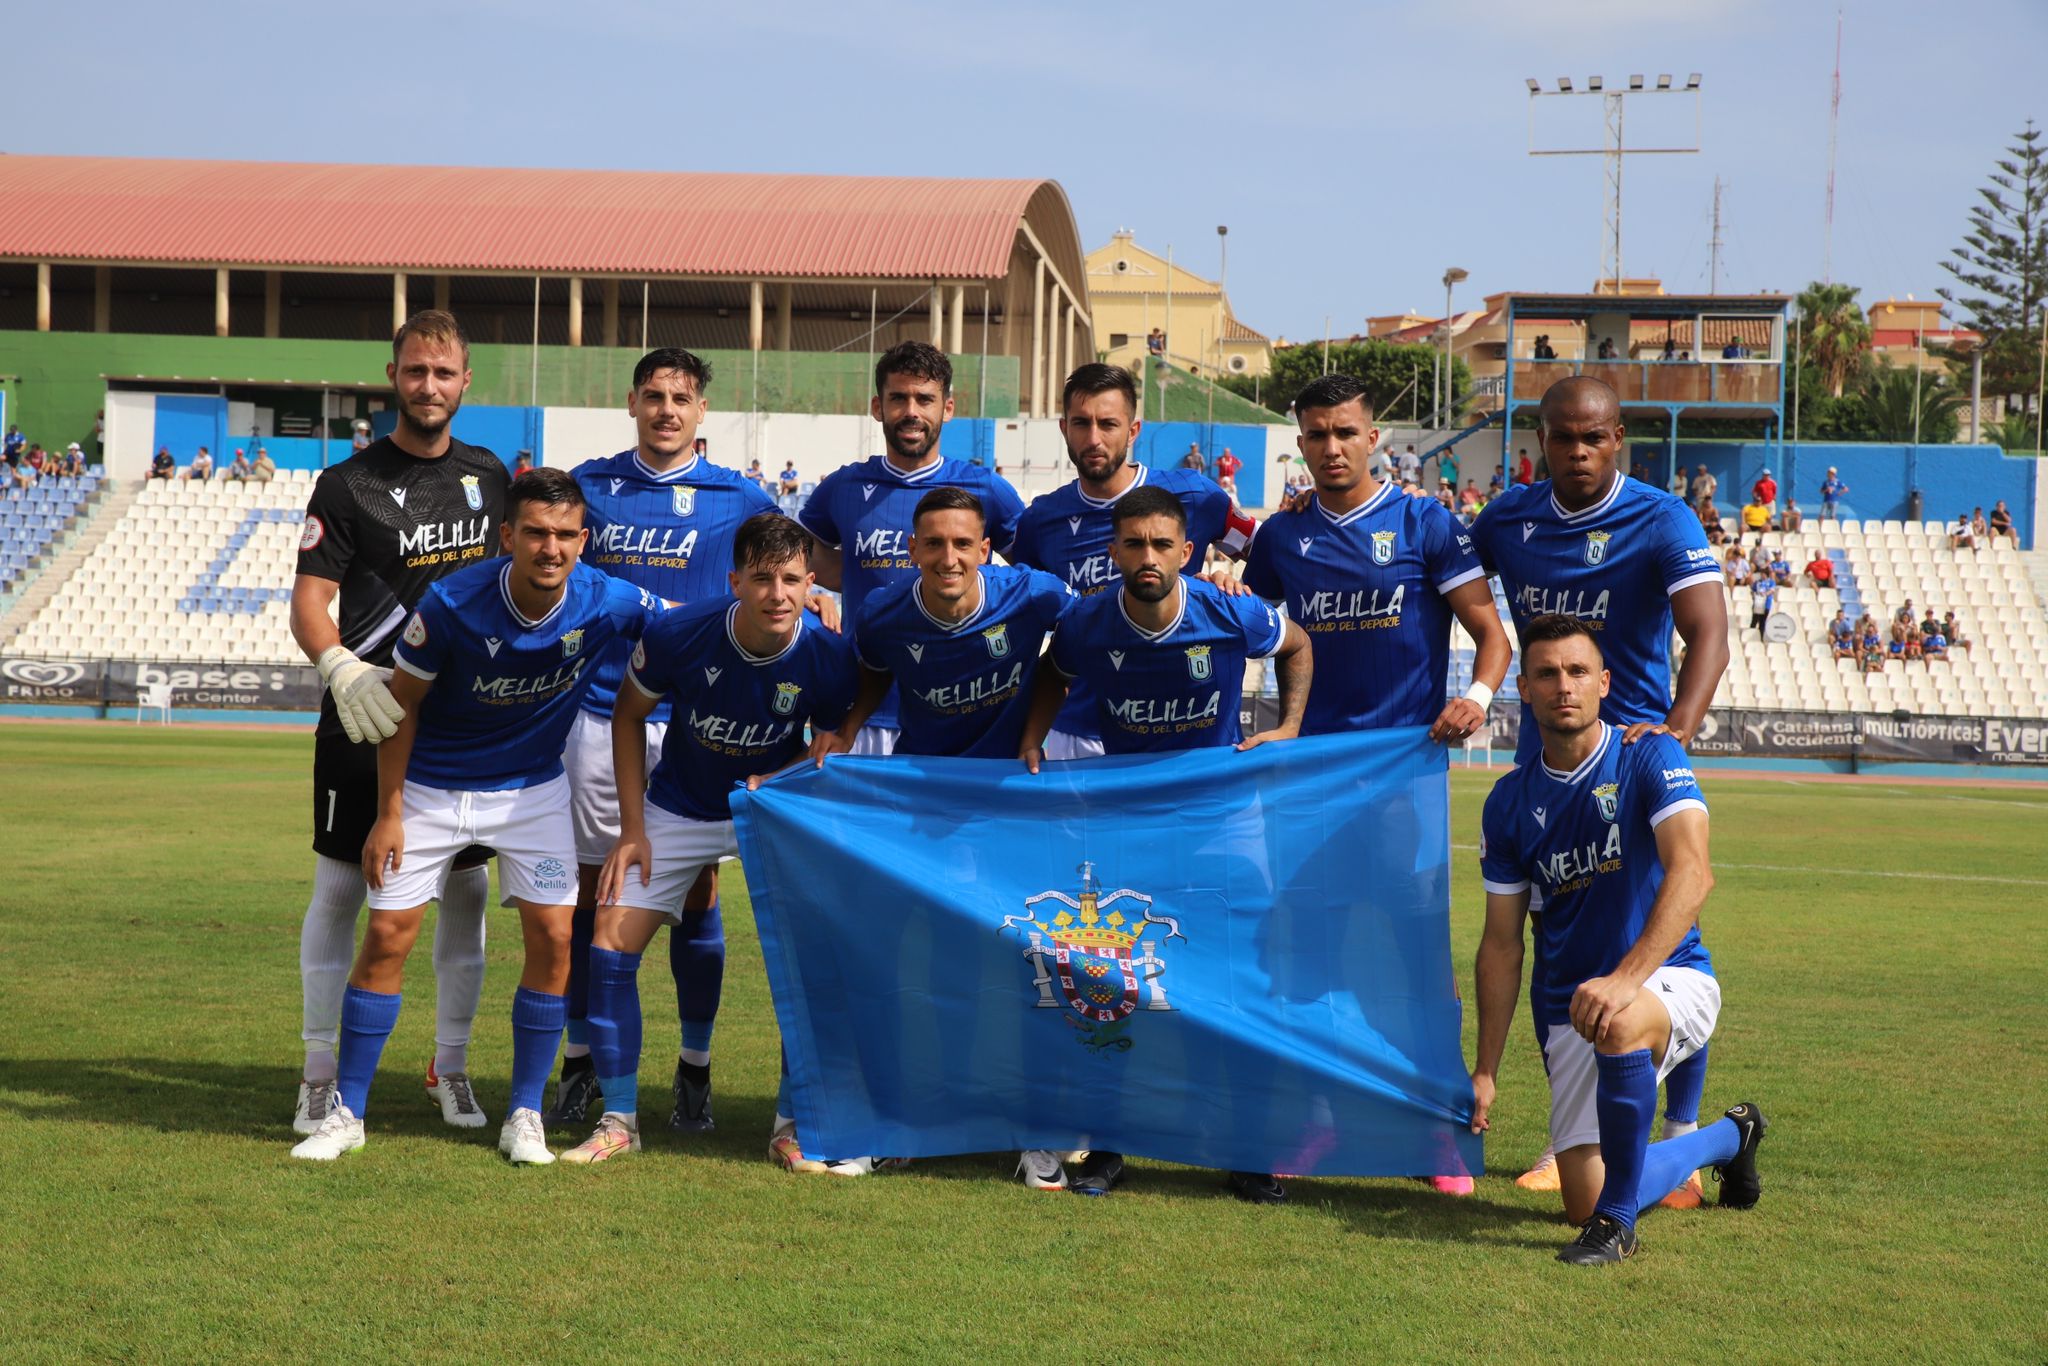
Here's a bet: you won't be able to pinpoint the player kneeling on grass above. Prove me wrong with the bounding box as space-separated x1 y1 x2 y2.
291 467 661 1165
566 514 857 1165
1468 614 1768 1263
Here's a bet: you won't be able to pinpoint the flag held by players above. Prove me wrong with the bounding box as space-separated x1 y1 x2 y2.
731 729 1481 1177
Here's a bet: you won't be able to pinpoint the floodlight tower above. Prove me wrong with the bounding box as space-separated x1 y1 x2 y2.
1527 73 1703 291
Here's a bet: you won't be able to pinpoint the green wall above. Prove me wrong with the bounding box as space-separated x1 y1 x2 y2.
0 330 1021 453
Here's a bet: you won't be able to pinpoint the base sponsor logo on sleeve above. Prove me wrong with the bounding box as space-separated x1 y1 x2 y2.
299 515 325 552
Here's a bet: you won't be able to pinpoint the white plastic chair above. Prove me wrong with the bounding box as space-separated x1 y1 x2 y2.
135 680 173 724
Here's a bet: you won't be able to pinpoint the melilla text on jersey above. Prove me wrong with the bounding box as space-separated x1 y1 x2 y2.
913 661 1026 715
1295 585 1406 632
854 527 915 574
1512 584 1612 625
1107 689 1221 735
1537 822 1625 895
686 707 799 758
590 523 699 572
471 657 587 706
400 517 493 570
1064 553 1119 595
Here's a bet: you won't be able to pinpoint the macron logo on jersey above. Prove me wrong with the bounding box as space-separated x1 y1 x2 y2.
610 478 624 494
1533 805 1547 828
1298 537 1313 553
390 488 407 508
1108 650 1125 670
704 666 722 685
485 637 502 657
907 644 924 663
1068 516 1083 534
862 484 878 501
1522 522 1536 541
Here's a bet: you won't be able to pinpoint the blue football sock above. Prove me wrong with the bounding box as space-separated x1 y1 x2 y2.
1663 1042 1708 1124
587 946 644 1118
565 1017 591 1050
672 896 725 1058
508 987 567 1116
563 902 595 1054
1635 1116 1742 1215
1593 1048 1657 1228
337 985 402 1118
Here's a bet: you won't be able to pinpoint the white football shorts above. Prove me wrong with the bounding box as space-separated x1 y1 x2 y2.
1044 729 1106 761
1543 964 1721 1152
851 725 898 756
605 801 739 921
564 706 667 865
367 774 577 911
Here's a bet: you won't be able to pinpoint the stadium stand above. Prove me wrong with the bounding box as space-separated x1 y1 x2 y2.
0 472 103 598
10 473 310 664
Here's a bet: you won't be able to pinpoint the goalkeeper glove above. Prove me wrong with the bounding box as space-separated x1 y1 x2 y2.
316 644 405 743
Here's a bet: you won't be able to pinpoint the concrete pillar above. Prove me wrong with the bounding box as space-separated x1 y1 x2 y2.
603 279 620 349
94 266 112 333
749 280 765 351
930 285 944 346
1060 294 1074 391
1029 257 1045 417
215 267 230 338
433 274 450 312
263 271 280 338
34 262 51 331
568 276 584 347
776 283 793 350
392 272 408 333
1047 277 1064 416
949 284 965 355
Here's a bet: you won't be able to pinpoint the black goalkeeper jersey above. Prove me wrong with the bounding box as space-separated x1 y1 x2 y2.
296 435 510 736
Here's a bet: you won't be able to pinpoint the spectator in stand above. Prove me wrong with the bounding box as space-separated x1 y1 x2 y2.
1752 468 1778 512
1767 547 1793 586
1366 443 1393 483
1947 512 1976 551
1782 496 1804 532
1970 507 1990 543
251 447 276 482
1180 441 1204 472
93 410 104 460
59 443 83 476
1943 610 1971 653
1748 538 1773 579
1819 467 1849 520
1829 609 1857 659
1434 478 1456 514
11 456 35 490
1805 550 1835 589
1989 500 2016 542
1723 546 1751 587
1458 480 1482 520
150 446 176 480
1514 448 1533 485
1438 447 1459 490
1690 464 1718 508
1894 599 1917 630
26 444 47 474
512 450 535 477
1146 328 1165 357
1391 444 1418 485
226 448 254 480
1722 338 1745 359
184 446 214 481
3 425 23 463
1661 338 1678 362
1699 500 1727 546
692 436 709 462
1667 461 1689 498
1532 334 1557 360
1749 574 1776 636
778 460 801 499
1216 446 1243 486
1861 629 1888 673
1919 609 1948 663
1740 495 1772 544
745 457 768 489
1596 337 1617 360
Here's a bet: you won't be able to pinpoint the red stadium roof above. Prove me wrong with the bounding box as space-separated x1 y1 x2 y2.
0 155 1074 282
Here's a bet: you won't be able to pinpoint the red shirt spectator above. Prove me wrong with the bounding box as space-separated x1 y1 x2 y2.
1216 448 1242 482
1515 451 1533 485
1805 554 1834 588
1752 471 1777 506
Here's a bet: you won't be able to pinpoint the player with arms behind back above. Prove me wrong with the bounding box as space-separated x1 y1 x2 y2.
1469 615 1767 1263
289 309 509 1137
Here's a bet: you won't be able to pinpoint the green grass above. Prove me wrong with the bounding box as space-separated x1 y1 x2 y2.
3 725 2044 1362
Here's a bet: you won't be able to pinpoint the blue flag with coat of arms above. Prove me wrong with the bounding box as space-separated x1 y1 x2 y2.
730 727 1481 1177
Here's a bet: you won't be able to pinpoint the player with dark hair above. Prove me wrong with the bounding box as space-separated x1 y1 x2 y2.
1469 375 1730 1199
545 346 777 1135
798 341 1025 755
1470 614 1766 1262
1009 363 1257 760
291 467 663 1163
562 513 857 1164
1017 485 1311 1200
288 309 510 1138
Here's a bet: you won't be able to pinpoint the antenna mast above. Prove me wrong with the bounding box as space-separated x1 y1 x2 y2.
1824 8 1842 283
1709 177 1724 294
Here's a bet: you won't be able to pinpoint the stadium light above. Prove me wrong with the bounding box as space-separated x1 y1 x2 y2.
1587 75 1603 91
1656 73 1673 89
1526 78 1541 92
1558 76 1573 92
1629 74 1645 90
1686 73 1703 89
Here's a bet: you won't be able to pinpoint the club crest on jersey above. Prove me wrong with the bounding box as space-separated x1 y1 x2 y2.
560 628 585 659
983 623 1011 658
1584 529 1613 566
673 486 696 518
461 475 483 512
1185 645 1212 680
1000 862 1185 1052
1593 781 1619 821
1371 530 1396 565
773 682 802 715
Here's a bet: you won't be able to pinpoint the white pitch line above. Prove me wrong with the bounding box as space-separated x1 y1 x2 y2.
1445 843 2048 887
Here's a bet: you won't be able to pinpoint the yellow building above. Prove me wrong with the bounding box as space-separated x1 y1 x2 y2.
1085 230 1272 379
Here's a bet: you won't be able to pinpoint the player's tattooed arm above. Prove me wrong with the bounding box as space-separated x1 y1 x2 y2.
1570 807 1712 1046
1239 619 1311 751
1654 581 1731 748
1469 887 1531 1133
598 683 660 907
361 669 430 890
1017 663 1071 774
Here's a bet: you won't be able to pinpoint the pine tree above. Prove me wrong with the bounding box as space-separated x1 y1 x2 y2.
1939 120 2048 410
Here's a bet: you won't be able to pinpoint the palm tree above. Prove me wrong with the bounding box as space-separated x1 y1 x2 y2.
1796 282 1874 397
1988 409 2042 453
1858 365 1965 443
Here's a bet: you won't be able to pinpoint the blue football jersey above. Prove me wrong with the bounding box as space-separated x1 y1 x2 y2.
1470 475 1719 760
1009 465 1256 741
1478 725 1714 1031
853 564 1074 758
394 560 661 792
1048 575 1284 753
1242 482 1484 734
797 454 1025 729
574 450 777 722
628 598 858 823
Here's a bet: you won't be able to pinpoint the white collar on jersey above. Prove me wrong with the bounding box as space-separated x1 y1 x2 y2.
498 560 568 631
1314 478 1395 527
632 450 700 483
1075 464 1150 509
881 454 945 484
724 600 804 663
913 567 989 633
1539 721 1613 784
1549 471 1625 523
1118 576 1187 642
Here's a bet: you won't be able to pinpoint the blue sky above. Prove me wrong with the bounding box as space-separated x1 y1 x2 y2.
9 0 2043 340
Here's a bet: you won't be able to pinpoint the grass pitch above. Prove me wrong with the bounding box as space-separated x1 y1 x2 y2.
2 724 2043 1362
